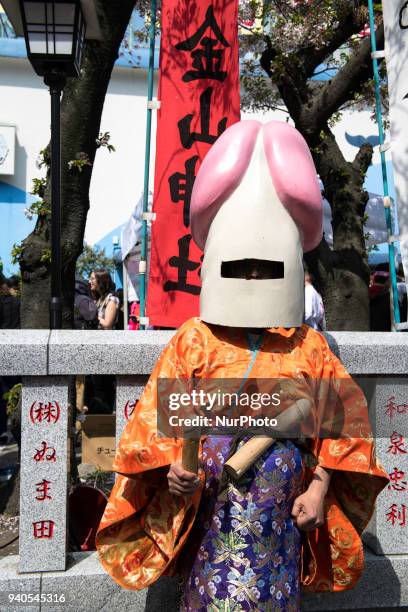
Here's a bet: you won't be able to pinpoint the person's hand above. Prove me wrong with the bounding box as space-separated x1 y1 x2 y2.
292 464 331 530
291 489 325 531
167 462 201 496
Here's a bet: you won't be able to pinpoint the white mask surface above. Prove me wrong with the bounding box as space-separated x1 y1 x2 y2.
200 131 304 328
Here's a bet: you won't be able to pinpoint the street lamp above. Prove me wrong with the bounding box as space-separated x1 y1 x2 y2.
2 1 101 328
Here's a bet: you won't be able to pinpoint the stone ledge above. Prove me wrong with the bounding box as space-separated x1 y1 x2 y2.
326 331 408 374
48 330 175 375
0 330 49 376
0 550 407 611
302 549 408 610
0 552 146 612
1 329 408 376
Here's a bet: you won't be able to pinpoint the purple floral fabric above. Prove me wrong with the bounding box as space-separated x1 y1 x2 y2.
181 436 304 611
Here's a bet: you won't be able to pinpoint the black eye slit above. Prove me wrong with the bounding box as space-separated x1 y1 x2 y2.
221 259 284 279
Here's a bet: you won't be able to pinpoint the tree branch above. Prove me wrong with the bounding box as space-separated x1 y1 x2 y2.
266 5 373 124
299 17 365 79
352 142 374 174
309 22 384 130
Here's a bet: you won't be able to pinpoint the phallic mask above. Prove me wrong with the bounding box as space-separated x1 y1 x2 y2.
190 120 323 328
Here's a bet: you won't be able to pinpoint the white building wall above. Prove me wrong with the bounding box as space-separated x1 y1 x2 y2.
86 67 158 246
0 56 49 192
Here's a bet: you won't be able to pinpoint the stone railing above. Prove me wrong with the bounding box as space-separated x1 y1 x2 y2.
0 329 408 611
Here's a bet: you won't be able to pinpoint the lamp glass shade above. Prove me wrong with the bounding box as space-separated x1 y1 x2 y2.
19 0 86 76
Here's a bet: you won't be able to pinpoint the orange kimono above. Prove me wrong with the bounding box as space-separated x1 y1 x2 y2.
96 317 388 593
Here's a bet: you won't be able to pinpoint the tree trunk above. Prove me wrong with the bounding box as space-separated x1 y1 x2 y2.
262 9 382 330
304 129 372 331
19 0 135 329
273 98 373 330
305 240 370 331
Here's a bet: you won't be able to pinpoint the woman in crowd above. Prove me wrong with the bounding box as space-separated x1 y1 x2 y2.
89 269 119 330
88 269 119 413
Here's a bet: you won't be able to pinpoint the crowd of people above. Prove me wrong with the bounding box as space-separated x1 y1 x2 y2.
74 269 123 331
75 268 134 414
369 262 407 330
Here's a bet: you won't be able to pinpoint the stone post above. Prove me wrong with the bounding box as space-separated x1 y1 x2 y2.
19 376 69 573
115 375 149 443
363 377 408 555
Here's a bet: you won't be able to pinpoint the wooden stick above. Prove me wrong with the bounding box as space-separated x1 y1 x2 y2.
224 436 276 480
182 437 200 474
223 399 312 481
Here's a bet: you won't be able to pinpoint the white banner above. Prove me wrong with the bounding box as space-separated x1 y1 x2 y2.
120 190 153 261
383 0 408 280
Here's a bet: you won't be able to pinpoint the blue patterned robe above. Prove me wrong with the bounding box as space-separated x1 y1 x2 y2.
180 436 304 611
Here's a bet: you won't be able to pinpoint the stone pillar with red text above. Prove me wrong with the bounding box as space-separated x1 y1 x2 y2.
364 378 408 554
19 377 69 572
115 375 148 444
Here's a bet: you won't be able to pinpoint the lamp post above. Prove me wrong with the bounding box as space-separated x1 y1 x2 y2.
2 0 100 328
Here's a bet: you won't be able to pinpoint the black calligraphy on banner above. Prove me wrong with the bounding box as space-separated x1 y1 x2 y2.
176 6 230 82
147 0 240 324
169 156 199 227
400 1 408 28
178 87 227 149
164 234 201 295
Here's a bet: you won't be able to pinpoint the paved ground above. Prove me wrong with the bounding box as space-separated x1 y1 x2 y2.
145 576 408 611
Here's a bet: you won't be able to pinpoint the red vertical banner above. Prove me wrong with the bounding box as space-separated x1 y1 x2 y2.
147 0 240 327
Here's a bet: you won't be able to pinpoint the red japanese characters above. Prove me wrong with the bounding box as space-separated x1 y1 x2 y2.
30 401 60 425
29 400 61 542
124 400 138 421
33 520 54 539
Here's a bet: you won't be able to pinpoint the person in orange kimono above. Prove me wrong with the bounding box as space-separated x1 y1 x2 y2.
96 121 388 611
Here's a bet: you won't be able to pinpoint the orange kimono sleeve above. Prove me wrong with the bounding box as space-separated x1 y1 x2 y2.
302 333 389 592
96 318 206 590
